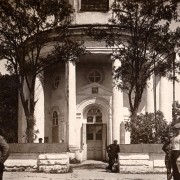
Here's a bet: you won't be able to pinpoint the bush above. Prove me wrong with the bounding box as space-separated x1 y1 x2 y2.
125 111 172 144
0 74 18 142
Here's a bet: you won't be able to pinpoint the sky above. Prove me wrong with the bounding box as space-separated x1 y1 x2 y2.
0 59 8 75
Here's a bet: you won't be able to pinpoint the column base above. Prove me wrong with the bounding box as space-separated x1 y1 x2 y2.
68 146 83 162
68 145 80 152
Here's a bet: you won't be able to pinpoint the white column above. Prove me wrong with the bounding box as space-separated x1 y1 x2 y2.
159 77 172 122
18 94 26 143
146 75 154 113
112 59 124 143
18 79 29 143
66 60 77 149
108 97 113 145
34 77 44 143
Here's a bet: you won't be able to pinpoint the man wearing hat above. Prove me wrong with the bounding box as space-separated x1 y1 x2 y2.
106 140 120 172
171 122 180 180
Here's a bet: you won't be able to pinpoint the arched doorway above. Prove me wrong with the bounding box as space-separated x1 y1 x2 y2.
86 107 105 160
77 97 110 160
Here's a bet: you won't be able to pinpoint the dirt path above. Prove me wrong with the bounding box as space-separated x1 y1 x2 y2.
4 169 166 180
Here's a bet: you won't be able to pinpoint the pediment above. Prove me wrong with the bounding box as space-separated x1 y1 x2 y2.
77 83 112 96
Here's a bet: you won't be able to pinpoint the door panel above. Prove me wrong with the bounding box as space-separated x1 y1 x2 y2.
87 124 102 160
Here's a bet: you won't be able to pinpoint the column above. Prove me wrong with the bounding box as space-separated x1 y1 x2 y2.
34 77 44 143
18 78 31 143
66 60 77 149
112 59 124 143
159 77 172 122
18 93 27 143
108 97 112 145
146 75 154 113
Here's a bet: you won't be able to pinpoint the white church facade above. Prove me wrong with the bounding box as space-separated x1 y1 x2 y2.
17 0 180 161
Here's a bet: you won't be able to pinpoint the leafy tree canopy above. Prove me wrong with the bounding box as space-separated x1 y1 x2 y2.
89 0 180 117
125 111 171 144
0 0 86 142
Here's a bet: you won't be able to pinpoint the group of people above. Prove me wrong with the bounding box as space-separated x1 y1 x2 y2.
106 122 180 179
162 122 180 180
1 126 180 179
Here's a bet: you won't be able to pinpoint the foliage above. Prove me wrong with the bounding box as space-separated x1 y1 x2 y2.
89 0 180 118
0 0 86 142
125 111 172 144
172 101 180 125
0 74 18 143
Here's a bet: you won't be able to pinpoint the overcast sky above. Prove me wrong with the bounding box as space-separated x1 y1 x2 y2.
0 59 8 75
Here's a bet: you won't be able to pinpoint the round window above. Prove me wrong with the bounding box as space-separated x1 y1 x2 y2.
53 74 60 89
88 69 102 83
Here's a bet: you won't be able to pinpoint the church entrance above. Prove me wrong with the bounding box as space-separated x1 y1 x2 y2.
87 124 103 160
85 107 106 160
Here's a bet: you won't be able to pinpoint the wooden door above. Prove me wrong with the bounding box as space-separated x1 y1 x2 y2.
87 124 102 160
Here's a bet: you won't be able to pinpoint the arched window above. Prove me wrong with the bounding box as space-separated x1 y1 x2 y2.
88 69 102 83
52 111 58 126
87 107 102 123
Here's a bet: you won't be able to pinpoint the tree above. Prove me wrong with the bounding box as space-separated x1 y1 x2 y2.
0 0 86 142
125 111 171 144
172 101 180 124
0 74 18 143
89 0 180 139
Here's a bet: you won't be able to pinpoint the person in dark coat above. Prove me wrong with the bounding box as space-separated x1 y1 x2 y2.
0 135 9 180
171 122 180 180
162 133 173 180
106 140 120 172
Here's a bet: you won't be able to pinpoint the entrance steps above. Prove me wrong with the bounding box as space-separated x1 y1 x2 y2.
70 160 108 169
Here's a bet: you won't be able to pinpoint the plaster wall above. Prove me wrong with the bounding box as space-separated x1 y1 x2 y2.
44 64 66 143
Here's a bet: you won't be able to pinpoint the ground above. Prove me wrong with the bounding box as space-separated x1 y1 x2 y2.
4 160 167 180
4 170 167 180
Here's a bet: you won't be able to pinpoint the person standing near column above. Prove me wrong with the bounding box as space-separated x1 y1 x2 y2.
162 132 173 180
106 140 120 172
171 123 180 180
0 134 9 180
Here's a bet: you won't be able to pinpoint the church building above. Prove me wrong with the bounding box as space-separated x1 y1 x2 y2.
17 0 180 161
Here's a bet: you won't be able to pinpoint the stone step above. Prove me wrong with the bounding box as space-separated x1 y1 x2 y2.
71 160 108 169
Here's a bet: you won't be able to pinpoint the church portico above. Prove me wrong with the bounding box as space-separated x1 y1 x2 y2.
17 44 179 161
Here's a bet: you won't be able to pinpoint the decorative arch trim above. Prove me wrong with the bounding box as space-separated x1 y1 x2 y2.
77 97 111 123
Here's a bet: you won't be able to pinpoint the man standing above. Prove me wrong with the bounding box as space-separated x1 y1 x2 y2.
0 135 9 180
106 140 120 172
171 122 180 180
162 132 173 180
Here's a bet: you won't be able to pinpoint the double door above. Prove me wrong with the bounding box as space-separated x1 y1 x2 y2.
87 124 103 160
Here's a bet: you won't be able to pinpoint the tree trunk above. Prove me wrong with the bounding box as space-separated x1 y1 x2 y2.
26 114 35 143
130 106 139 144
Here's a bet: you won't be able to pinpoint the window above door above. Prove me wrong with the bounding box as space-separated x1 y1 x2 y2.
87 107 102 123
81 0 109 12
